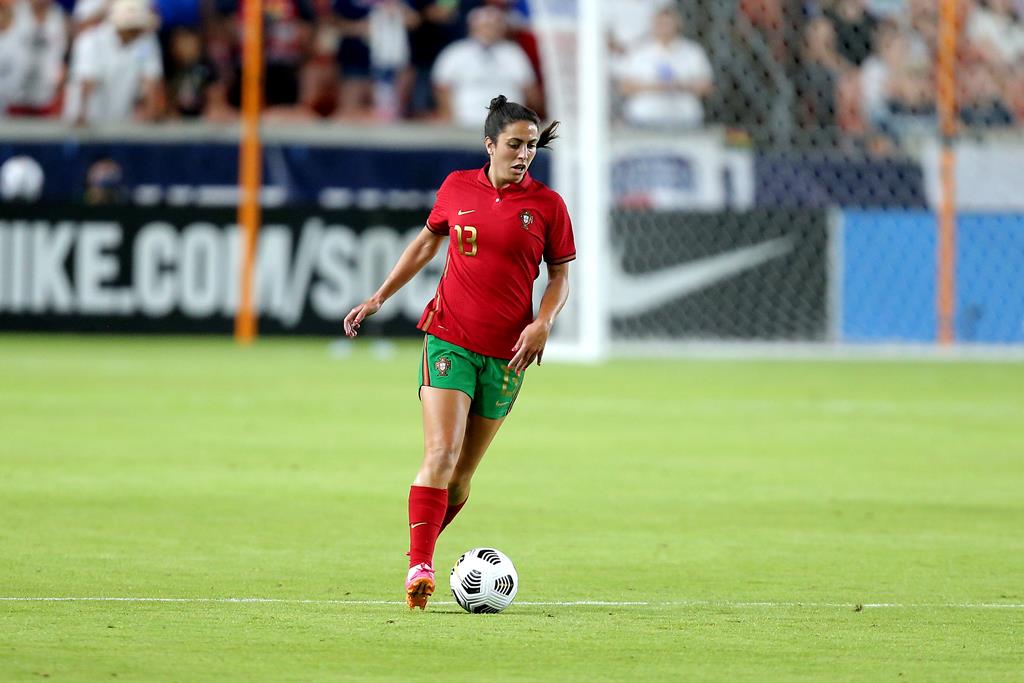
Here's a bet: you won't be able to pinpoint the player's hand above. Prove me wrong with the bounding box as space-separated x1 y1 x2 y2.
509 320 551 373
343 298 382 337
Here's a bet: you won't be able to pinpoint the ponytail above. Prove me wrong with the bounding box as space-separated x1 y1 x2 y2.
485 95 560 148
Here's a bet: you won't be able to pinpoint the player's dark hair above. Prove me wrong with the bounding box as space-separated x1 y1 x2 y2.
485 95 560 149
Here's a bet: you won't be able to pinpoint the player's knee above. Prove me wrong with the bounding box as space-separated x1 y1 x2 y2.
422 444 459 480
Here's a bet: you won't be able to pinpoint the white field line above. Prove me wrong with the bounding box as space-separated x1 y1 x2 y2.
1 597 1022 609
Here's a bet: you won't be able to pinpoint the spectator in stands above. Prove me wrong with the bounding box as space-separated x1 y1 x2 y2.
794 16 848 138
864 0 906 21
479 0 544 115
366 0 417 121
0 155 45 202
164 26 232 120
967 0 1024 124
860 20 934 144
219 0 316 119
606 0 674 56
331 0 377 120
299 18 342 118
906 0 938 62
0 0 26 116
63 0 164 126
8 0 68 116
407 0 460 118
614 7 713 129
794 16 843 133
71 0 107 34
959 56 1015 128
431 5 538 128
824 0 878 66
83 157 125 204
968 0 1024 66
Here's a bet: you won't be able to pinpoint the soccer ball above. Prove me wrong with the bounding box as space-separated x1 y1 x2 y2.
449 547 518 613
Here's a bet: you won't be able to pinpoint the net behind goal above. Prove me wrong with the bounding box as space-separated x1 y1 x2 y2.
527 0 1024 358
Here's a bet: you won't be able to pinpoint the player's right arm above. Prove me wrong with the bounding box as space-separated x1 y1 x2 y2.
343 226 446 337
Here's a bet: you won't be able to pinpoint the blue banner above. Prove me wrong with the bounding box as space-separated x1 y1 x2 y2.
842 211 1024 343
0 141 549 208
757 153 926 209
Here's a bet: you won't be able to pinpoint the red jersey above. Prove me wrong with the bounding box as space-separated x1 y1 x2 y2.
417 166 576 359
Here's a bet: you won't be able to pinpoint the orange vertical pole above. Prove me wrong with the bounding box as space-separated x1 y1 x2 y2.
235 0 263 344
936 0 958 345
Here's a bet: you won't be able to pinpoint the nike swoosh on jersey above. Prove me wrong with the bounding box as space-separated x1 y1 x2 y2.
609 236 795 315
457 209 475 215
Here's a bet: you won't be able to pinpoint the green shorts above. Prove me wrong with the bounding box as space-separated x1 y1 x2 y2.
418 334 524 420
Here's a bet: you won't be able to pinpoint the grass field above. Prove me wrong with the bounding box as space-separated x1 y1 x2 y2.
2 335 1022 681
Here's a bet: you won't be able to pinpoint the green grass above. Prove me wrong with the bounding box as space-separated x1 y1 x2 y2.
1 335 1022 681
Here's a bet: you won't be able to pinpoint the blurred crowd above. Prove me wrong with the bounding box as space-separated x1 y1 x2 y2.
0 0 553 126
745 0 1024 148
0 0 1021 146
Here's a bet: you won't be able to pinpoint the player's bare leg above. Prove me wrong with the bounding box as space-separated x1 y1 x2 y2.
406 386 471 609
416 386 472 487
442 413 506 531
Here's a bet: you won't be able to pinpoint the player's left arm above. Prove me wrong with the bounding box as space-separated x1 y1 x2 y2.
509 261 570 373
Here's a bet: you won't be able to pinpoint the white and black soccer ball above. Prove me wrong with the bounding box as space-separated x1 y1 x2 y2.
450 547 518 613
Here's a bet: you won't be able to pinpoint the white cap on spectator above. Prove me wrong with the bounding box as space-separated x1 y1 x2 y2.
109 0 157 30
73 0 108 22
1 156 45 203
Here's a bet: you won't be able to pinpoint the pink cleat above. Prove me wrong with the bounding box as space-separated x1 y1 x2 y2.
405 563 435 610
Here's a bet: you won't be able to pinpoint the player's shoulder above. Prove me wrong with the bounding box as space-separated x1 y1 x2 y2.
439 168 481 193
527 177 568 208
446 168 480 183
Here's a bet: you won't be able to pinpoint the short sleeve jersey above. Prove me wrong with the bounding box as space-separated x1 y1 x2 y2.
63 23 162 125
418 166 576 360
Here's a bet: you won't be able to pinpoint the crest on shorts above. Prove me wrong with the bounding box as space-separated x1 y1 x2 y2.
434 356 452 377
519 209 534 229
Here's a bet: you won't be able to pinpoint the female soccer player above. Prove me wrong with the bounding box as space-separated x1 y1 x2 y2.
343 95 575 610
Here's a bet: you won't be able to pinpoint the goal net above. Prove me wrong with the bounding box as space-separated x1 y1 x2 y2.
528 0 1024 358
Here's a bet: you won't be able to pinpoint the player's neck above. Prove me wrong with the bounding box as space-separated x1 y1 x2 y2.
487 167 513 190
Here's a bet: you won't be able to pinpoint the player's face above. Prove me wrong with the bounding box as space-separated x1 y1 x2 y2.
486 120 540 187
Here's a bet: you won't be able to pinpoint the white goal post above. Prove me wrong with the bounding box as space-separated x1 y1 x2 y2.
528 0 610 363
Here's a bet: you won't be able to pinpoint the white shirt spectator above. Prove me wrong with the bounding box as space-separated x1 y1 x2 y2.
866 0 906 20
618 37 713 128
860 55 889 123
0 20 25 116
432 38 536 128
72 0 106 23
605 0 673 52
368 1 409 70
12 0 68 109
968 5 1024 63
63 20 162 124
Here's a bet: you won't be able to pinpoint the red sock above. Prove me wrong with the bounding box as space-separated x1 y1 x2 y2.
439 498 468 533
408 485 448 568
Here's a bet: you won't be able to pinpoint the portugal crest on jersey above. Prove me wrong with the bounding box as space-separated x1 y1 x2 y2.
434 356 452 377
519 210 534 229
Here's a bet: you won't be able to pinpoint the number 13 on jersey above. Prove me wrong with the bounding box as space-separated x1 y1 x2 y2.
453 225 477 256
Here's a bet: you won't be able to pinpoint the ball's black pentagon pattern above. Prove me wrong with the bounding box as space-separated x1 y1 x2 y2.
493 574 515 597
449 547 518 614
461 569 483 595
476 548 502 565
